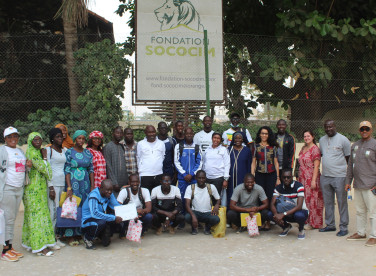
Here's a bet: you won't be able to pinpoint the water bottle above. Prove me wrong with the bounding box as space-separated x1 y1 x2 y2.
347 189 352 201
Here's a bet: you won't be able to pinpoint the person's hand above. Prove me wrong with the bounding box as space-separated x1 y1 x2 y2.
345 184 351 192
191 215 198 229
184 174 193 182
311 180 317 190
276 178 281 186
212 205 219 216
249 211 256 218
166 212 175 220
247 207 258 213
222 180 228 189
137 208 145 217
26 160 32 168
49 187 55 200
115 216 123 224
113 184 120 192
273 213 285 225
41 148 47 159
67 189 73 199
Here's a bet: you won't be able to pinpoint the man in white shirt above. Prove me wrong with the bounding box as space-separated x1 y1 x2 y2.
194 116 215 152
137 125 166 193
184 170 220 235
222 113 252 147
117 174 152 237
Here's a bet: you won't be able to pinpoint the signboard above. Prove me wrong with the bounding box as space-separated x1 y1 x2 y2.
136 0 224 101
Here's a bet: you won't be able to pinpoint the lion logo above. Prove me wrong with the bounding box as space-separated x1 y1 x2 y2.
154 0 204 31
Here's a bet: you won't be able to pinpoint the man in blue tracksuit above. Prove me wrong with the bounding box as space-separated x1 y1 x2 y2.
174 127 203 221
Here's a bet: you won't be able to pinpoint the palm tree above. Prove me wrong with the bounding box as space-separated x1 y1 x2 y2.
55 0 89 112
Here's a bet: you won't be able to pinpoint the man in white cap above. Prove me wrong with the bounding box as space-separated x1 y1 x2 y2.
345 121 376 247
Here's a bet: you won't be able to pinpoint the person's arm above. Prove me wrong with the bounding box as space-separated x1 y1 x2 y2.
344 138 351 164
274 157 280 185
251 156 256 175
87 150 95 191
143 201 152 214
184 186 198 228
311 159 320 189
174 144 186 176
89 198 116 222
193 147 203 176
32 149 53 181
222 148 230 188
211 185 220 215
229 200 253 213
64 150 73 198
345 145 354 191
288 135 296 169
142 189 152 214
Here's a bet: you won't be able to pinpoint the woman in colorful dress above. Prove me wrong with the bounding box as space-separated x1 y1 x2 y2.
63 130 94 244
251 126 280 230
298 130 323 230
227 132 252 205
22 132 56 256
55 123 74 149
86 131 106 188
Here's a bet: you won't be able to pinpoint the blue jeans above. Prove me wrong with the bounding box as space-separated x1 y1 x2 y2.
268 210 308 231
185 210 220 228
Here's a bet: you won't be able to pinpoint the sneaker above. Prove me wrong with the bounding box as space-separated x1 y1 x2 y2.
168 226 176 235
191 228 198 235
365 238 376 247
204 226 211 235
56 239 66 247
83 238 96 250
101 225 112 247
226 224 231 228
9 248 24 258
336 230 348 237
298 230 305 240
156 227 163 235
347 233 367 241
1 251 19 262
279 224 292 237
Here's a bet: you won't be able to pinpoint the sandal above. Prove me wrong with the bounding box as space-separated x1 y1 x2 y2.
37 251 54 257
69 241 79 247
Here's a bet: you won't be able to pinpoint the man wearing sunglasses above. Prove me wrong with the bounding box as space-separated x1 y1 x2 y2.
319 120 351 237
345 121 376 247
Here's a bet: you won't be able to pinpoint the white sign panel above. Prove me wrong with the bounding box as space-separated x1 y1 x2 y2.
115 203 138 221
136 0 224 101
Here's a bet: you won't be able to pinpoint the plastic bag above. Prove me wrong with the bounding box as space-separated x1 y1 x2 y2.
61 197 78 220
246 215 259 237
59 192 82 207
126 219 142 243
211 206 226 238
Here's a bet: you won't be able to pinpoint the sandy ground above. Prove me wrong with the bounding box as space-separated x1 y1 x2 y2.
2 200 375 276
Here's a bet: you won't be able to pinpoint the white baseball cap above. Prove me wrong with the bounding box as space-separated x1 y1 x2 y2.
4 126 20 138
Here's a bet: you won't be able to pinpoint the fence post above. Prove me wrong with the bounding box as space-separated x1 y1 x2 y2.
204 30 210 117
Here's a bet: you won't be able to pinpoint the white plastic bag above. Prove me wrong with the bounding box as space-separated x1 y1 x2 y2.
246 215 259 237
126 219 142 243
61 197 78 220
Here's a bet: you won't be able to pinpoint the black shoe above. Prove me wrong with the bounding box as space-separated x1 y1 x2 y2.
319 226 336 232
83 237 96 250
177 223 185 230
101 225 112 247
204 226 211 235
191 228 198 235
336 230 348 237
198 223 204 229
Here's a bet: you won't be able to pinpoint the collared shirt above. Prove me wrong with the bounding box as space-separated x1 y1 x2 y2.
137 138 165 177
202 144 230 179
254 144 278 173
231 183 267 208
123 141 138 175
273 181 307 210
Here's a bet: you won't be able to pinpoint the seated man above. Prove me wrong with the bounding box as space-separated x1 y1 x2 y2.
117 173 152 237
268 168 308 240
151 174 184 235
184 170 220 235
81 179 123 250
227 173 269 232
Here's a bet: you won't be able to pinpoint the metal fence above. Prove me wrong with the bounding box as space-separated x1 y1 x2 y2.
1 32 374 143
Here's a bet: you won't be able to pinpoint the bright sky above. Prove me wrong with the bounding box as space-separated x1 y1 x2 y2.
90 0 150 116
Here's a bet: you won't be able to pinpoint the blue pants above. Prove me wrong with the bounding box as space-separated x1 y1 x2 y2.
178 180 195 214
267 210 308 231
82 218 108 241
121 213 153 235
185 211 220 228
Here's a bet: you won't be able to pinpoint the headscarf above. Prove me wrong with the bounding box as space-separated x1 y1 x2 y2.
26 132 43 160
229 131 245 148
55 123 74 149
72 130 87 143
49 128 62 143
89 131 104 140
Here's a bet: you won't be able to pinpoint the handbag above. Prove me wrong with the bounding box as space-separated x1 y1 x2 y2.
245 215 259 237
211 206 226 238
276 195 296 213
59 192 82 207
56 207 82 228
126 219 142 243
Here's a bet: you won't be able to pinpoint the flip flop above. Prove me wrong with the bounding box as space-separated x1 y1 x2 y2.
69 241 79 247
37 251 54 257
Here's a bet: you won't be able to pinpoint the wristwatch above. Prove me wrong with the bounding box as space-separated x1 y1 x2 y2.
283 212 287 216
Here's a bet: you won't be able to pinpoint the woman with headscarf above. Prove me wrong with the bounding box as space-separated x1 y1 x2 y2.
0 127 31 262
86 131 106 188
63 130 94 244
22 132 56 256
55 124 74 149
46 128 66 247
227 132 252 205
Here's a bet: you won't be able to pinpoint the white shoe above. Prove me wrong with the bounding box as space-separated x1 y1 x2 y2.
49 244 61 250
226 224 231 228
56 239 66 247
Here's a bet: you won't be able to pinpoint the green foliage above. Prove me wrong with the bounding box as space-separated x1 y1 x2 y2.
14 107 81 144
73 39 132 138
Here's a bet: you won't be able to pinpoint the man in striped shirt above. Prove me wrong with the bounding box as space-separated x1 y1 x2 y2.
268 168 308 240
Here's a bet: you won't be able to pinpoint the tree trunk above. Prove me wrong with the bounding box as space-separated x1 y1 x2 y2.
63 17 80 112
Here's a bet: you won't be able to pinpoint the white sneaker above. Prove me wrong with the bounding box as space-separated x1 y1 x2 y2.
56 239 66 247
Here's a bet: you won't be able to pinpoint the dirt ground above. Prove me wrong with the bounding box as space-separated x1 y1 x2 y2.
2 200 375 276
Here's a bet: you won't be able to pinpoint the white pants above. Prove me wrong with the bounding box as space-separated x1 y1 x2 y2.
47 186 65 231
0 184 23 243
355 188 376 238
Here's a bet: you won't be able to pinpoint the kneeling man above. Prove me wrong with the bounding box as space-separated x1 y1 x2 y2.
81 179 123 249
227 173 269 232
268 169 308 240
184 170 220 235
151 174 184 235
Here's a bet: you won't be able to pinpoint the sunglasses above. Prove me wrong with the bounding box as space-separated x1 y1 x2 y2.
360 127 371 132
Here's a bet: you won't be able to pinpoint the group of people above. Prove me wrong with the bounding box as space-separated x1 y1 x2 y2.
1 114 375 261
